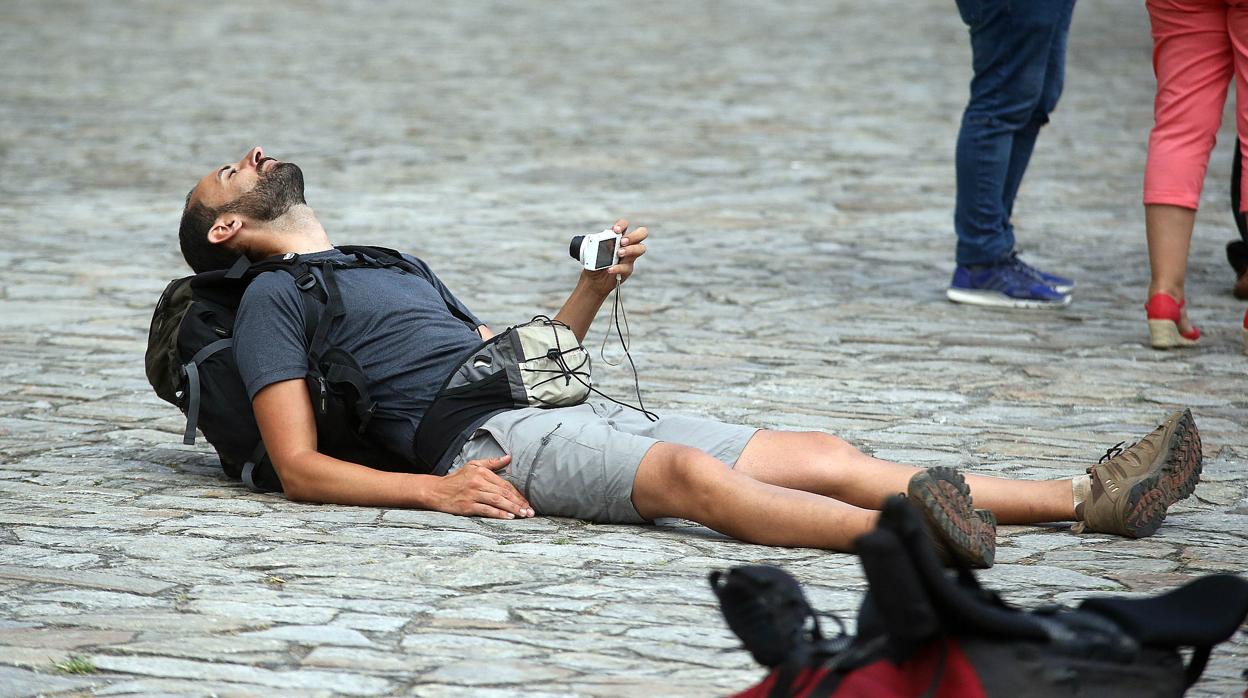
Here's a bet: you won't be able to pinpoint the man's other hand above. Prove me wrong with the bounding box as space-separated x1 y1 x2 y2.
585 218 647 294
433 454 535 519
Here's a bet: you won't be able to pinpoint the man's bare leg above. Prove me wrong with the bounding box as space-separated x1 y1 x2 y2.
733 431 1076 525
630 442 879 551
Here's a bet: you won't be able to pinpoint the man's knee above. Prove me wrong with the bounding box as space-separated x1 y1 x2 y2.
632 443 724 519
797 431 858 463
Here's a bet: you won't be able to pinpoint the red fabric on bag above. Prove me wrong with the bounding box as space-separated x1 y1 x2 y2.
831 639 986 698
731 638 987 698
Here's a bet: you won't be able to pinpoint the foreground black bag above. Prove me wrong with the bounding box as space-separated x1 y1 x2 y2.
715 496 1248 697
146 246 462 491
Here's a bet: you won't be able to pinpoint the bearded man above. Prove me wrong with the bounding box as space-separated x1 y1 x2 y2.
171 146 1205 567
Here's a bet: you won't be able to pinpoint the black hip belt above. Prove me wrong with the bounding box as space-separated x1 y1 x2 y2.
413 317 592 473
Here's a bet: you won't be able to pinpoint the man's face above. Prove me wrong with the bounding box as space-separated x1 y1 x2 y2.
191 146 306 221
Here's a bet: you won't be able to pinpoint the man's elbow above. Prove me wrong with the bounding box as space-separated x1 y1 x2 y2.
270 453 320 503
280 480 318 503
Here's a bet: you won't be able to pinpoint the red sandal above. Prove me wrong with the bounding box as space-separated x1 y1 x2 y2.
1145 293 1200 349
1242 308 1247 356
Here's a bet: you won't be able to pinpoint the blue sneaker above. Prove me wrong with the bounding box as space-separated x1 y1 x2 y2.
1006 252 1075 294
947 261 1071 308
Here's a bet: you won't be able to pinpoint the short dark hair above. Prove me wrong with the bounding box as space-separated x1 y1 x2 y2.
178 189 239 273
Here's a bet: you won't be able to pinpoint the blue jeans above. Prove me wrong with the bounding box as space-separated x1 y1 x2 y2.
953 0 1076 266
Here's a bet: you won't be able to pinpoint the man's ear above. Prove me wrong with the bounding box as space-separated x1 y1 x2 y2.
207 215 244 246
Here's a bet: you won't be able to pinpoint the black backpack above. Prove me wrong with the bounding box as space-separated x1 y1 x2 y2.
714 496 1248 697
145 245 473 492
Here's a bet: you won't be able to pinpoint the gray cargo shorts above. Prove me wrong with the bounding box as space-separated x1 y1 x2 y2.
445 401 758 524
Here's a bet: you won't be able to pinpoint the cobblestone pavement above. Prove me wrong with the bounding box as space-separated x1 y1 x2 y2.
1 1 1246 695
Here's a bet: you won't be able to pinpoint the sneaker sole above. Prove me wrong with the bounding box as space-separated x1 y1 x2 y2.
946 288 1071 309
1121 409 1202 538
908 467 996 568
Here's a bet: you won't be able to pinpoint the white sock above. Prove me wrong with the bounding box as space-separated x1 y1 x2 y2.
1072 474 1091 514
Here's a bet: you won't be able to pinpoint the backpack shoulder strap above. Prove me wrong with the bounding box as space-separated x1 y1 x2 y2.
225 253 329 354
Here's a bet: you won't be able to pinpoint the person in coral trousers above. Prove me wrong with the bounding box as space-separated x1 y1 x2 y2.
1142 0 1248 351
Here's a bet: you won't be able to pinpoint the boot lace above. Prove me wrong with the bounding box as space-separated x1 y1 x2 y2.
1086 441 1131 474
1083 439 1143 476
1099 441 1128 464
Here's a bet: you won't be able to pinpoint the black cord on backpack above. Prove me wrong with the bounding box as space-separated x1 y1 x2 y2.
523 282 657 422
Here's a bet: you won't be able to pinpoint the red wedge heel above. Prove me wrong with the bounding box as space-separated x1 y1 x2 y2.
1145 293 1200 349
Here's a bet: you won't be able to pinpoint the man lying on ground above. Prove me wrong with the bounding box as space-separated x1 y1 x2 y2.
173 146 1204 568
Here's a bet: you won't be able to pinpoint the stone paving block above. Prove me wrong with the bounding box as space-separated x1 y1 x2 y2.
0 664 99 698
112 636 291 664
302 645 441 673
39 611 256 634
399 633 545 659
91 655 395 695
186 599 339 626
0 564 167 593
94 678 291 697
423 659 574 686
243 624 374 647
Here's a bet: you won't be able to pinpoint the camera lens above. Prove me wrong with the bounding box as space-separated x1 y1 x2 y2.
568 235 584 261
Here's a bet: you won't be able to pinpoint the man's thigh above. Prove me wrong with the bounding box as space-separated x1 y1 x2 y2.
447 403 758 524
448 405 654 524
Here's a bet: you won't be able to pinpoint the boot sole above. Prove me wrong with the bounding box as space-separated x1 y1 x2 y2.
1122 408 1202 538
908 467 996 568
1158 408 1202 507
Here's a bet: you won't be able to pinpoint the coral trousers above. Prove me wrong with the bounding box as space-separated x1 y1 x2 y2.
1144 0 1248 213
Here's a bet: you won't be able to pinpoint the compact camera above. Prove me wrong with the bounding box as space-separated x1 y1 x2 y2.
569 229 621 271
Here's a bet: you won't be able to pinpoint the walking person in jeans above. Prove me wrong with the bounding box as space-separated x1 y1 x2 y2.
1142 0 1248 351
946 0 1078 309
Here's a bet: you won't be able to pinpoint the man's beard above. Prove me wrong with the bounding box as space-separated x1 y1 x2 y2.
220 162 306 221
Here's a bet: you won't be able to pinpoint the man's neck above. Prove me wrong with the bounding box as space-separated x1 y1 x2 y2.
255 205 334 256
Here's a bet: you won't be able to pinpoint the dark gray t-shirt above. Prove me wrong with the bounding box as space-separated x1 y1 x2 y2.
233 249 483 462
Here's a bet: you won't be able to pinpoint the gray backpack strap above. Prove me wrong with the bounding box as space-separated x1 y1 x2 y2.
182 362 201 445
180 337 234 445
240 441 269 493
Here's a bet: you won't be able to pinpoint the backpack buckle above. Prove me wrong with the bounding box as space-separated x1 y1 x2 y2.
294 272 317 292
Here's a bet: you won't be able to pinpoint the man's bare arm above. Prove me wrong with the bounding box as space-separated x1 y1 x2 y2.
252 379 533 518
554 219 648 342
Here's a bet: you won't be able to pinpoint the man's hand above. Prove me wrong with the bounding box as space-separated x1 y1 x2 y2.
554 218 650 341
583 218 648 296
431 454 535 519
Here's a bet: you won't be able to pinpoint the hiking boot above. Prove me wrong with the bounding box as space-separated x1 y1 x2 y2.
947 261 1071 309
1007 251 1076 294
907 466 996 569
1073 408 1202 539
